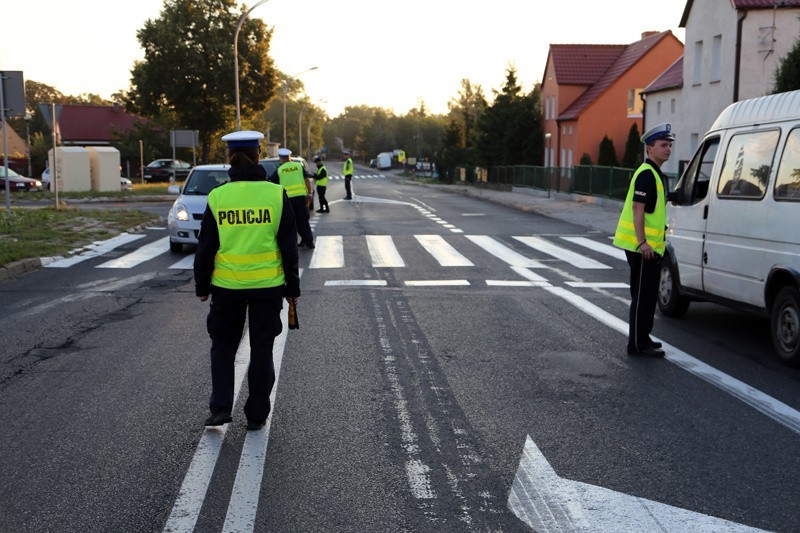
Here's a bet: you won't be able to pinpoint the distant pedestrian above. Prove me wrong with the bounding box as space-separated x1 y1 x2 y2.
613 122 674 357
194 130 300 430
269 148 315 248
313 156 330 213
343 151 354 200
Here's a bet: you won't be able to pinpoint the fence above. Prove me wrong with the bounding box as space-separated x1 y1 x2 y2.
454 164 677 200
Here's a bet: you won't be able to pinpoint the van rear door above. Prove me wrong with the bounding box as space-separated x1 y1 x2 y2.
667 137 720 292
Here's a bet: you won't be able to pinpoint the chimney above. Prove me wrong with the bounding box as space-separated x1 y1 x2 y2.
641 31 660 40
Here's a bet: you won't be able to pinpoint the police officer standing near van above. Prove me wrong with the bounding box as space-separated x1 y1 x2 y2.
613 123 674 357
343 151 354 199
270 148 315 248
195 130 300 430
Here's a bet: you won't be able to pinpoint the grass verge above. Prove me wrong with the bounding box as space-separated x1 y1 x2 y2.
0 206 159 266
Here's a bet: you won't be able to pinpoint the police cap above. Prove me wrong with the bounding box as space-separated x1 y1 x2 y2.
313 155 322 163
278 148 292 157
221 130 264 148
641 122 675 144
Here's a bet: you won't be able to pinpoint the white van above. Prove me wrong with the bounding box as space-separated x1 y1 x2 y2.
658 89 800 366
376 152 392 170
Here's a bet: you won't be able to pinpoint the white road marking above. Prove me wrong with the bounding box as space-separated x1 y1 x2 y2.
405 280 470 287
514 236 611 269
414 235 474 266
466 235 545 268
511 266 550 283
508 434 767 532
561 236 626 261
545 285 800 436
565 282 629 289
486 280 552 287
169 254 195 270
45 233 146 268
367 235 405 267
309 236 344 269
96 237 171 268
325 280 388 286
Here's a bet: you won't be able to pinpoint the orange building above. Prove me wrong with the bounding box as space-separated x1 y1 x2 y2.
541 31 684 169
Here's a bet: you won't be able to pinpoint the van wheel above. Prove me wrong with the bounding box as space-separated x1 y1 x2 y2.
771 286 800 367
657 260 690 317
169 240 183 253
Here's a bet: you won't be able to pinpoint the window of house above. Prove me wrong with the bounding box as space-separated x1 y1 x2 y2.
671 98 676 113
545 97 550 120
561 148 566 167
562 126 566 135
657 101 662 115
569 126 573 135
627 88 643 116
717 130 780 200
775 127 800 201
693 41 703 85
568 149 573 169
711 35 722 82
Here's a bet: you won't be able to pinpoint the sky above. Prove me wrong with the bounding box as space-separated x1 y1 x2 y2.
1 0 687 118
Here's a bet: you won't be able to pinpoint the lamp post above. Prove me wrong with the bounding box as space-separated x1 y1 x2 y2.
282 66 318 148
544 132 552 168
24 113 32 178
298 104 308 158
234 0 270 131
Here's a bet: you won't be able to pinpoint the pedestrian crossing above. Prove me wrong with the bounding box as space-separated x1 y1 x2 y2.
326 174 387 180
45 231 630 290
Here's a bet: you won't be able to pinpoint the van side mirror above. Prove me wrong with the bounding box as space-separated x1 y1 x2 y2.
667 191 682 204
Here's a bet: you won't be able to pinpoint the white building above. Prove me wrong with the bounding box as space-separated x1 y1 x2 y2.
644 0 800 174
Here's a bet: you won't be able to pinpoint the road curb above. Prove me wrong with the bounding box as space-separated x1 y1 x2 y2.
0 216 166 282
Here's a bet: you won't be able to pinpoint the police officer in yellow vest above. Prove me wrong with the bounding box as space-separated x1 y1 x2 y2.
269 148 315 248
343 151 354 200
613 123 674 357
194 130 300 430
313 155 330 213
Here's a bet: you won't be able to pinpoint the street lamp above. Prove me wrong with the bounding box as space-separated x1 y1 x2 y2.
298 104 308 158
282 66 318 148
24 113 32 178
234 0 270 131
544 132 552 168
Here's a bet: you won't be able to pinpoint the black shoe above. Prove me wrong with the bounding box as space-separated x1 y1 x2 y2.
627 346 665 357
648 339 663 349
247 419 265 431
345 196 352 200
205 412 232 426
316 209 325 213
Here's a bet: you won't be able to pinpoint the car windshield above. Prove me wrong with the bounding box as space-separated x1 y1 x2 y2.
259 160 279 176
0 167 22 177
147 160 170 168
182 169 230 195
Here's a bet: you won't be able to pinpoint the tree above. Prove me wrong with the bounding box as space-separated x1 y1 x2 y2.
125 0 277 162
437 79 487 179
621 123 643 169
773 36 800 93
580 153 593 165
598 135 619 167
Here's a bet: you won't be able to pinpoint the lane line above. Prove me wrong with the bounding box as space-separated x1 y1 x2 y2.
405 280 470 287
325 280 388 287
544 285 800 436
565 282 629 289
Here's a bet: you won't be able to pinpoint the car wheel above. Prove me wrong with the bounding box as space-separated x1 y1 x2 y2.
657 259 690 317
771 286 800 367
169 240 183 253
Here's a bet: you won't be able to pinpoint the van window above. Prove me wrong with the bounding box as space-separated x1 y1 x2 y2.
774 127 800 201
672 137 719 205
717 130 779 200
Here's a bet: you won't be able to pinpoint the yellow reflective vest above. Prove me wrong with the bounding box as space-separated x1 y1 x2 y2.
277 161 307 198
316 165 328 186
207 181 285 290
343 157 353 176
613 162 667 255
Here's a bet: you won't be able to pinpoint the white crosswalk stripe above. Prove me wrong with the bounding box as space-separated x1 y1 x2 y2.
367 235 405 267
560 236 626 261
513 236 611 269
96 237 171 269
46 233 146 268
308 235 344 269
414 235 474 267
465 235 546 268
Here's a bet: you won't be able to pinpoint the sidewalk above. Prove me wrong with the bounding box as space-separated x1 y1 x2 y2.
401 180 622 234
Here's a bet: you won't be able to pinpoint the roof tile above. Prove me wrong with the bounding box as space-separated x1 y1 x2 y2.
58 104 146 143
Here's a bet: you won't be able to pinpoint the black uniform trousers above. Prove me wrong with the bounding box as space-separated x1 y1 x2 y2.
317 185 329 211
625 249 663 351
207 291 283 423
344 175 353 198
288 195 314 244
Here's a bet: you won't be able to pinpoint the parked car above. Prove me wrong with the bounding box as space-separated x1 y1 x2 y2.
42 168 135 191
0 167 42 191
658 89 800 366
167 164 230 252
120 177 133 191
143 159 192 182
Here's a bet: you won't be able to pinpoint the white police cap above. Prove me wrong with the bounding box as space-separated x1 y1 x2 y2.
221 130 264 148
277 148 292 157
641 122 675 144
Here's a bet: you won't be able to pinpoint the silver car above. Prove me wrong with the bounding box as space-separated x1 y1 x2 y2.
167 164 230 252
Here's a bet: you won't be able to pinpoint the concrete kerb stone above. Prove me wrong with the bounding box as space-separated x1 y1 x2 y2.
400 180 622 234
0 215 166 282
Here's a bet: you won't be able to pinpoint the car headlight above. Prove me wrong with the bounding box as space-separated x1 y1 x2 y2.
174 203 190 221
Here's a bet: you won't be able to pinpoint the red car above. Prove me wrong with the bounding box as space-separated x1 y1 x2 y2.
0 167 42 191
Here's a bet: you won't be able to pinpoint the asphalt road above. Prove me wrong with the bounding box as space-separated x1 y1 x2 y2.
0 164 798 532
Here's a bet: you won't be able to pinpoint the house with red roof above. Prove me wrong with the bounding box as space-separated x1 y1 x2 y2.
641 57 684 175
56 103 147 146
541 31 684 170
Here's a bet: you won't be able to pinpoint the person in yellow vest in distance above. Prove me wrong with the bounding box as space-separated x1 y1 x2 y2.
343 151 354 200
269 148 315 248
612 122 674 358
313 156 330 213
194 130 300 430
